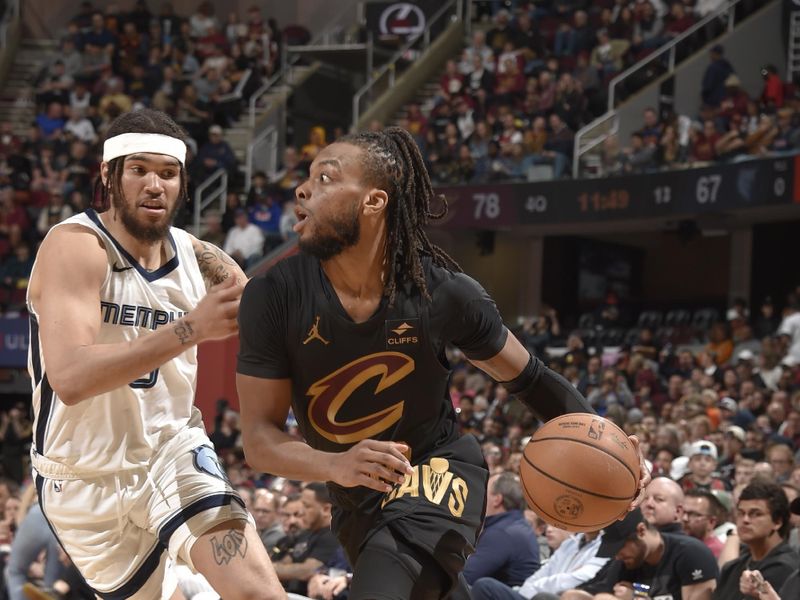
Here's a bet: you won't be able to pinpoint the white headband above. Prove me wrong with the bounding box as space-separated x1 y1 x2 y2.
103 133 187 165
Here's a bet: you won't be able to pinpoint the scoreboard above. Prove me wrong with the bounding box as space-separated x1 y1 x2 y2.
433 155 798 230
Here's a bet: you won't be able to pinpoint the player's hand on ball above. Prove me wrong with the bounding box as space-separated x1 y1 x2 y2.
333 439 413 492
626 435 651 512
191 277 243 342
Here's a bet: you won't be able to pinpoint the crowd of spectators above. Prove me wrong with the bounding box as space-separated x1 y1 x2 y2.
400 0 777 183
0 0 312 310
601 46 798 176
2 284 800 598
0 1 799 598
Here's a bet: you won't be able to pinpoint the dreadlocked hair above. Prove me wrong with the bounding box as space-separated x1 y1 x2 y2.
92 109 190 212
339 126 460 305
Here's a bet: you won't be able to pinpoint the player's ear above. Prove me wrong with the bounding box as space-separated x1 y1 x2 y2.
100 161 110 186
364 188 388 215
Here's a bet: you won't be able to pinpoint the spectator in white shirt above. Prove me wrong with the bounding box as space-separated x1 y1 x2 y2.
778 301 800 363
64 108 97 144
223 208 264 268
279 200 298 242
471 527 610 600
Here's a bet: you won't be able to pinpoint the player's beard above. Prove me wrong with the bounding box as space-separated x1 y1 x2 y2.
299 203 360 261
112 192 181 245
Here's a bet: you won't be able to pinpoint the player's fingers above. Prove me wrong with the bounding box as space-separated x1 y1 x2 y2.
369 462 406 485
365 449 413 476
362 440 412 468
626 484 647 514
385 442 413 464
354 472 392 493
215 280 244 300
628 434 651 489
362 438 408 453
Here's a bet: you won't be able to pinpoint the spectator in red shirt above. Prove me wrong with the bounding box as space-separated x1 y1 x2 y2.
664 2 695 38
680 440 731 492
406 103 428 138
440 59 465 97
683 489 725 558
761 64 784 109
494 54 525 104
691 120 720 162
719 74 750 122
246 5 265 36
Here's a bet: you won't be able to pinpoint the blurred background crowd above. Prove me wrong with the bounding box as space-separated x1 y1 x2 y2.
0 0 795 598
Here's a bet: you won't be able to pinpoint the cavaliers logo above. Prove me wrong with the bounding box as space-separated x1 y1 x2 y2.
554 494 584 520
307 352 414 444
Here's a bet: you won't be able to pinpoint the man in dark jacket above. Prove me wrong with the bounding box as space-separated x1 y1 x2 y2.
713 480 799 599
463 472 540 587
701 45 734 107
740 495 800 599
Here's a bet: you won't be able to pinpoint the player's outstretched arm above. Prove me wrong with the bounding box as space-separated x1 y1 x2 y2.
237 374 411 492
472 331 651 505
189 235 247 289
31 226 242 405
470 331 595 421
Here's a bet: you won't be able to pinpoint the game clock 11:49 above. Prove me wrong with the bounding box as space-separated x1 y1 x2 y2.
577 189 630 214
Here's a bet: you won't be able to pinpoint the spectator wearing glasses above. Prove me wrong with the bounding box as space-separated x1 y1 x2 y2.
253 489 285 552
740 495 800 599
683 489 723 557
713 480 799 599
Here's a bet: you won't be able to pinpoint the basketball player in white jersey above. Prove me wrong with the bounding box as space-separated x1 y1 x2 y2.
26 110 285 600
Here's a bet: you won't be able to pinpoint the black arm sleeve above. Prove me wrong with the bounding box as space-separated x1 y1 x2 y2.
502 354 596 421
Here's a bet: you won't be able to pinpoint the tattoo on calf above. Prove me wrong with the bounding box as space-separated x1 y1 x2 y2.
211 529 248 565
174 321 194 344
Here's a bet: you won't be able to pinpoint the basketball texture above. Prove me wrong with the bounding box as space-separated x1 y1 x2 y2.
520 414 640 532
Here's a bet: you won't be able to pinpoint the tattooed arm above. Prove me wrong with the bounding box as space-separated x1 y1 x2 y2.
28 225 243 405
190 235 248 290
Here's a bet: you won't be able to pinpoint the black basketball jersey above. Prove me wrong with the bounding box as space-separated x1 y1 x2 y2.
237 252 507 466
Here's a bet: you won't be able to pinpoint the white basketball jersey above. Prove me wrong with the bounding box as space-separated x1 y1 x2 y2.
27 210 208 476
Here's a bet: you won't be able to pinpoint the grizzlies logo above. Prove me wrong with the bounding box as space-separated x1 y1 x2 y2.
554 494 584 520
192 446 231 484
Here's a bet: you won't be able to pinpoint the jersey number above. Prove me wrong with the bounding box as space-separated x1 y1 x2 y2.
130 369 159 389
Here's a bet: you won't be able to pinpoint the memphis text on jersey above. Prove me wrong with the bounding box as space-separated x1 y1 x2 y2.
381 457 468 518
101 301 187 330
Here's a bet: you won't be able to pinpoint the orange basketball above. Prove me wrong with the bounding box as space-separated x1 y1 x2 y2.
520 413 640 532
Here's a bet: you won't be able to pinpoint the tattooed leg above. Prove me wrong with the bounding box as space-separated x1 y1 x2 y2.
189 521 284 599
210 529 248 566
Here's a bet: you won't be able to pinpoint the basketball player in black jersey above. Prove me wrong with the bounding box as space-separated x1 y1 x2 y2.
236 127 649 599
